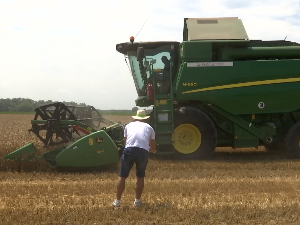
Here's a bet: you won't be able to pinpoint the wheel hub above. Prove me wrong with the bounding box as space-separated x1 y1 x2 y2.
172 124 201 154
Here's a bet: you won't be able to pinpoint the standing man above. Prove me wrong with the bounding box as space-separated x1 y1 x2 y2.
113 109 156 207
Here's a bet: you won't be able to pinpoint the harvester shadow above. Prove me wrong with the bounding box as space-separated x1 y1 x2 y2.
53 163 120 173
149 148 293 163
3 161 121 173
211 149 290 163
3 150 293 173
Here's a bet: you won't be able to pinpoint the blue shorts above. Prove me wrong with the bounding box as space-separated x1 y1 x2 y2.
119 147 149 178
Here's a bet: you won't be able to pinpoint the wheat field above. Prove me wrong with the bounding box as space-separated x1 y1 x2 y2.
1 114 300 224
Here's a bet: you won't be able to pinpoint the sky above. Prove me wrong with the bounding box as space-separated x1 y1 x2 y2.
1 0 300 110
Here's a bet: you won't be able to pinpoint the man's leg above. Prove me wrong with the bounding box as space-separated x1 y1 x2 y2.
115 148 134 202
135 177 144 199
116 177 126 200
134 149 148 202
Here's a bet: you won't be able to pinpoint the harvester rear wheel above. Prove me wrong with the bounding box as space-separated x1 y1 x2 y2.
286 122 300 158
173 107 217 159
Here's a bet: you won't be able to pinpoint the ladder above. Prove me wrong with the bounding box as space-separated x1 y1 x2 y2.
152 69 174 154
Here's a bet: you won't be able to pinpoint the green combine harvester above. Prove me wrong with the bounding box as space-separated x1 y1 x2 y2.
115 17 300 158
3 102 125 168
4 17 300 169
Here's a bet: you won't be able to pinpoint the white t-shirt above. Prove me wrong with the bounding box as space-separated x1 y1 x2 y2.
124 121 155 151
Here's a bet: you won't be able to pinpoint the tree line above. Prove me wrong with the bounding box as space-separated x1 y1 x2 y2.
0 98 136 114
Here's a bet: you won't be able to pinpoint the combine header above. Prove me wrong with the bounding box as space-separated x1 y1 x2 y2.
3 102 125 168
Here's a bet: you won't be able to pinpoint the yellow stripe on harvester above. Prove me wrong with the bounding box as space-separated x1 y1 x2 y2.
182 77 300 94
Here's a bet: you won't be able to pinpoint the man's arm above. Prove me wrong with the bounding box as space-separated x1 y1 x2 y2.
149 139 156 153
123 137 127 145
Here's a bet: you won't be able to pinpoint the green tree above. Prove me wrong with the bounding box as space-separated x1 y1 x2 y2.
132 107 138 113
15 101 34 112
0 99 10 111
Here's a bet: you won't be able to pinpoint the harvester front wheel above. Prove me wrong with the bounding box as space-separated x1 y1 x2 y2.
286 122 300 158
173 107 217 159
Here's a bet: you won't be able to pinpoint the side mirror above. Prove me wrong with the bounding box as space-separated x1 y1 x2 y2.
137 47 145 61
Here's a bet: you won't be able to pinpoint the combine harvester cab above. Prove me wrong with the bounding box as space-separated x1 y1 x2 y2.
3 102 124 169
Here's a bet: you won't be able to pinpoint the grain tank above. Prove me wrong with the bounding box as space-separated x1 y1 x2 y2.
116 17 300 158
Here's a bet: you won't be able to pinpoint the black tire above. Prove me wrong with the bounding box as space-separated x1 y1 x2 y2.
286 122 300 158
173 107 217 159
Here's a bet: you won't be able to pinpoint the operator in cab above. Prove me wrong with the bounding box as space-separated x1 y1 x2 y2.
161 56 170 71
